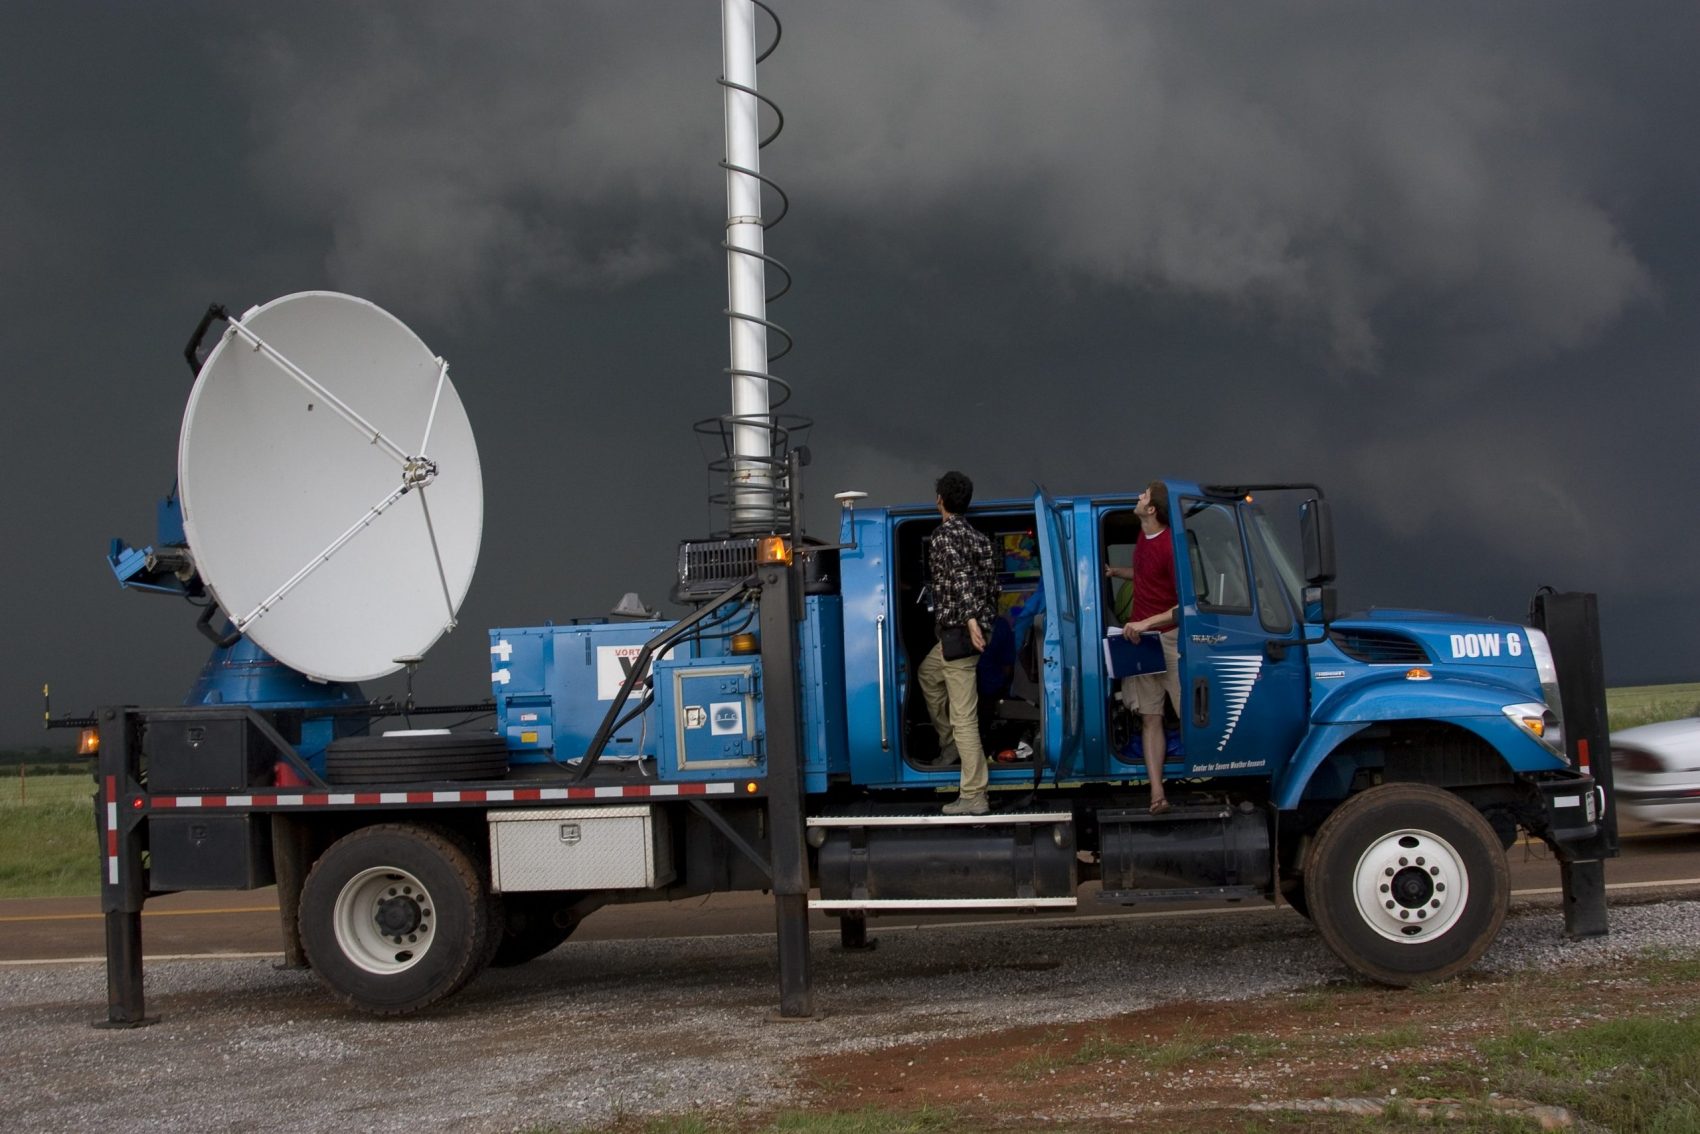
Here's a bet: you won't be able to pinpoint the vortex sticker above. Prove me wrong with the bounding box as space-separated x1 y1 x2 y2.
1211 655 1264 751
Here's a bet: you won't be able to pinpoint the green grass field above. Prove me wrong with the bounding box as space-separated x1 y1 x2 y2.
1 684 1693 901
1607 682 1700 731
0 771 98 899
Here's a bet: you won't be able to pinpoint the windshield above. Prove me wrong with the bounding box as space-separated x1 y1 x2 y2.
1245 506 1306 620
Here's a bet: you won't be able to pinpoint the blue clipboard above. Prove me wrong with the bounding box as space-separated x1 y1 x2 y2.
1103 631 1165 678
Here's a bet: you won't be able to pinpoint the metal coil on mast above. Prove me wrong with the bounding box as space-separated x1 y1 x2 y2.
695 0 809 537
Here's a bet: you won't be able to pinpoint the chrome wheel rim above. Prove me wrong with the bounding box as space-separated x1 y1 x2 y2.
1351 828 1470 943
333 866 436 974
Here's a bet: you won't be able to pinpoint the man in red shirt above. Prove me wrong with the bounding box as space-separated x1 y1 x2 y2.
1104 481 1180 813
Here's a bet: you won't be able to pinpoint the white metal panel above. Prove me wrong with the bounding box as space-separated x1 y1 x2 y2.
488 806 674 892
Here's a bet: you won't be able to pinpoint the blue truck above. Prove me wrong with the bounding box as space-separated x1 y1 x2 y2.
83 473 1616 1021
75 4 1613 1022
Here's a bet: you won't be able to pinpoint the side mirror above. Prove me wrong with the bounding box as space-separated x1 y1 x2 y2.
1304 584 1337 625
1300 498 1336 585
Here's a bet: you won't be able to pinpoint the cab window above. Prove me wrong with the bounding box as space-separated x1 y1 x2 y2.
1180 499 1251 613
1243 507 1295 634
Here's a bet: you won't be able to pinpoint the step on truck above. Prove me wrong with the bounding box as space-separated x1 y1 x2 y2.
81 468 1616 1022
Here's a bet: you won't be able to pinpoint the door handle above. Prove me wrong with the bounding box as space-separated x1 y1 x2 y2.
876 614 889 750
1192 677 1210 727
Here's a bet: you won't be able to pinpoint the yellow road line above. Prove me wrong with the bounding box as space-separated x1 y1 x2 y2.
2 951 282 967
0 905 278 924
1511 877 1700 896
1513 824 1689 846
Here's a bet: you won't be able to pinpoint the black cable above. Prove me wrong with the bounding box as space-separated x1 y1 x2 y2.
440 710 496 730
611 692 655 736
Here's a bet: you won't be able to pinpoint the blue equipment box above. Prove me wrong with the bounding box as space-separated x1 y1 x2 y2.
653 658 763 778
490 619 691 764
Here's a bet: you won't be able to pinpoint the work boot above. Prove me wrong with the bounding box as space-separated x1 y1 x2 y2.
921 742 961 769
942 792 989 816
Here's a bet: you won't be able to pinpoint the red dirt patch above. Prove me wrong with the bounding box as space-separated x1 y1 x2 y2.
790 963 1700 1131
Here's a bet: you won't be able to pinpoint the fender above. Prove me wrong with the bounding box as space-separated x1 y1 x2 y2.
1274 673 1569 809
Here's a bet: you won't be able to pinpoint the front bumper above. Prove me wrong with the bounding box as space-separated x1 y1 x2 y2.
1534 774 1605 846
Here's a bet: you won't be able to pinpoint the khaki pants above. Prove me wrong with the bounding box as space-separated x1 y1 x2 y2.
918 642 987 796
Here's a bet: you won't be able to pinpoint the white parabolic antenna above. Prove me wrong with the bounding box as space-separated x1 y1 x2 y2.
179 292 483 683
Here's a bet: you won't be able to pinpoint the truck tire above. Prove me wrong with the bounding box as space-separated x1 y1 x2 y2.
300 824 493 1015
488 892 583 968
1304 784 1508 987
324 734 509 786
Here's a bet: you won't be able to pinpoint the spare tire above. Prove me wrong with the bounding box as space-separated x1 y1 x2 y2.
325 733 509 785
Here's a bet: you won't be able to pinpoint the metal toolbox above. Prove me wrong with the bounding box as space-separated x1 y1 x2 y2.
149 814 274 891
145 713 272 793
487 805 674 892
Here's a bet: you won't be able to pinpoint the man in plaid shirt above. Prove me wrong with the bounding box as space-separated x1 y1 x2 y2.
920 470 1000 815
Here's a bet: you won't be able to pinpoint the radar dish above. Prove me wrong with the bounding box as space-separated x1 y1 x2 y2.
178 292 483 683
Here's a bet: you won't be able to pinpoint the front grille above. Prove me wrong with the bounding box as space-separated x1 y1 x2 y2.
1329 629 1431 665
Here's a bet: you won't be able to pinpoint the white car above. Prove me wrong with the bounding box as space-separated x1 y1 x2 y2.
1611 717 1700 825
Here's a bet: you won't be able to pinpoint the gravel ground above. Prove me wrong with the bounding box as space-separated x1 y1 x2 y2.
4 899 1698 1133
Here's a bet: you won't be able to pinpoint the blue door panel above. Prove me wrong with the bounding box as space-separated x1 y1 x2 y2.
1034 489 1082 779
1174 497 1308 779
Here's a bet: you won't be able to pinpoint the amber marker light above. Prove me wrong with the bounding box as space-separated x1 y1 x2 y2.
730 631 760 655
744 781 760 794
1502 702 1560 751
756 536 791 565
78 727 100 755
1406 668 1432 681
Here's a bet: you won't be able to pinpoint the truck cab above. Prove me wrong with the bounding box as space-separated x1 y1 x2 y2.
841 480 1572 803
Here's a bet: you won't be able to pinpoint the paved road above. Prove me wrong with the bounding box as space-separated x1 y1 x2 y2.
3 823 1695 964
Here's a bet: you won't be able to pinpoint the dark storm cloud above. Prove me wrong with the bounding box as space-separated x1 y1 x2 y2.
231 2 725 321
782 3 1656 373
234 3 1653 369
3 1 1697 747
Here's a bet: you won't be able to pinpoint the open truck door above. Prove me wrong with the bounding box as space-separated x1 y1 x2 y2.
1033 489 1082 779
1174 495 1308 777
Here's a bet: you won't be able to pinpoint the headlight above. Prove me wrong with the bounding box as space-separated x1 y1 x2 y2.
1503 701 1564 754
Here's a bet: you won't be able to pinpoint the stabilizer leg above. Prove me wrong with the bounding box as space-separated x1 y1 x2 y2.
1559 857 1609 940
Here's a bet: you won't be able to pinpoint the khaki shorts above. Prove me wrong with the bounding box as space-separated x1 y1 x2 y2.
1122 628 1181 716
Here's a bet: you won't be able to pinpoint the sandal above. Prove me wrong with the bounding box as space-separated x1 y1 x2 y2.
1148 798 1171 815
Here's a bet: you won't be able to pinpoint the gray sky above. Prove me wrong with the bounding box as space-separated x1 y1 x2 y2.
4 1 1696 748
